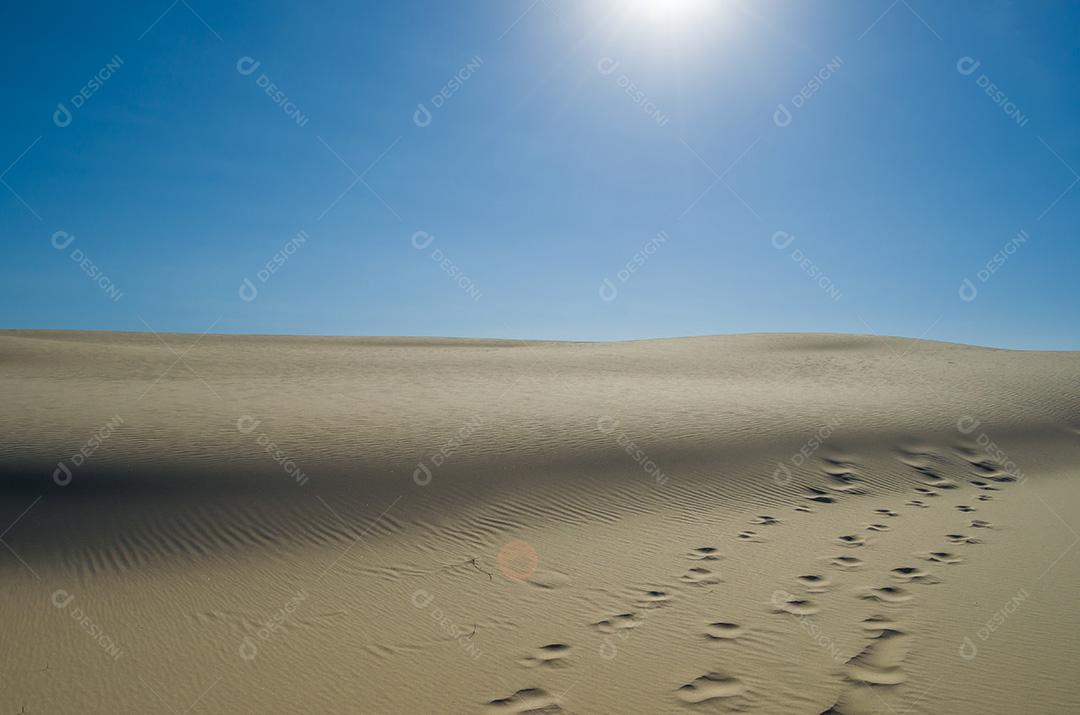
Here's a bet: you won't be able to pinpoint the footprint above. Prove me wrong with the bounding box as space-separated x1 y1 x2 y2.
967 458 1004 475
676 673 746 704
890 567 939 585
860 586 913 604
956 505 977 513
916 467 959 490
485 688 562 713
797 574 831 592
828 473 868 495
822 688 881 714
751 515 782 526
635 589 671 608
861 614 899 636
844 629 911 686
823 457 861 473
704 622 744 640
970 519 993 529
794 505 815 513
921 551 963 565
680 567 722 586
592 612 641 634
866 523 890 532
837 534 867 548
946 533 981 545
913 487 940 497
518 643 571 668
738 530 764 542
905 499 928 508
874 509 899 517
806 487 838 504
688 546 721 561
526 570 571 590
977 494 993 502
771 592 820 615
828 555 864 570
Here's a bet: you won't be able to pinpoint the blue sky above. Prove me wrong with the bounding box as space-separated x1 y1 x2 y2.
2 0 1078 348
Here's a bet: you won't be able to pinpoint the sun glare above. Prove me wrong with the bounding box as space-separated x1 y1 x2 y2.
627 0 708 22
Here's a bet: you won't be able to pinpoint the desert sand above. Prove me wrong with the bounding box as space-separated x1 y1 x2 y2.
1 330 1078 713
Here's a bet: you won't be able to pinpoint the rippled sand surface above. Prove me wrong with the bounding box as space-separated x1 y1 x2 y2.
2 331 1079 713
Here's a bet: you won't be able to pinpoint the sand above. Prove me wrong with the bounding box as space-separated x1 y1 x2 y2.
1 330 1078 713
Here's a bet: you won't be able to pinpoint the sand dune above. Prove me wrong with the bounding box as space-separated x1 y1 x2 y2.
2 331 1079 713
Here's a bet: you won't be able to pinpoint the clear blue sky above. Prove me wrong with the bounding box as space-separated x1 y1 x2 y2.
3 0 1078 348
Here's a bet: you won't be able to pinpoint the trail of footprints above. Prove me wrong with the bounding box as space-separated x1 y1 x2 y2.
818 443 1015 714
485 443 1017 713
